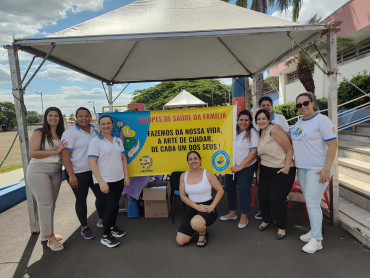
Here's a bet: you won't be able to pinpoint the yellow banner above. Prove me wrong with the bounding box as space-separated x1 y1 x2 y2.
102 106 234 176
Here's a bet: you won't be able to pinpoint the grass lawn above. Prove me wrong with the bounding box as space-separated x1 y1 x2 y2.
0 130 33 173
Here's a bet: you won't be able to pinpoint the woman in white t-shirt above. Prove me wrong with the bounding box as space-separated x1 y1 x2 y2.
88 115 130 248
291 92 338 254
176 151 224 248
26 107 68 251
219 110 259 228
61 107 103 240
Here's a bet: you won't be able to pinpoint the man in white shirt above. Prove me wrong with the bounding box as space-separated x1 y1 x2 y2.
254 96 289 132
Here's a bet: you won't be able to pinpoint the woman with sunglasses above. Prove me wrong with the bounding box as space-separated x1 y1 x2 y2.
27 107 67 251
255 110 296 240
291 92 337 253
219 110 259 228
88 115 130 248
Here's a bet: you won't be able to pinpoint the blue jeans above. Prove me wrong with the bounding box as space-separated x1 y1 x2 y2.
224 161 257 214
297 168 330 240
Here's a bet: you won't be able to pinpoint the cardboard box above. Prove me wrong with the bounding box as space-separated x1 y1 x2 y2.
142 181 170 218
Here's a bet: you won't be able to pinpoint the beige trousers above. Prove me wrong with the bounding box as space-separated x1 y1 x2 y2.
26 162 62 236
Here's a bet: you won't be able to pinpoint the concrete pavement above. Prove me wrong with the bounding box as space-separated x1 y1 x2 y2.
0 181 369 278
0 168 24 188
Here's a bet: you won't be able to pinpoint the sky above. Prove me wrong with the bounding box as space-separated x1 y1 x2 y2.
0 0 350 116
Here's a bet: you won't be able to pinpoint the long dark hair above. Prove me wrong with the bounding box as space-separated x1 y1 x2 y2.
237 110 254 143
38 107 65 150
254 110 271 136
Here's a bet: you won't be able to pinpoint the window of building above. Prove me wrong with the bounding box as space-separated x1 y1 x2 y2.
337 37 370 64
287 71 298 83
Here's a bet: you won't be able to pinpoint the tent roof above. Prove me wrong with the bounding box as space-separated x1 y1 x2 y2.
164 90 207 109
10 0 327 84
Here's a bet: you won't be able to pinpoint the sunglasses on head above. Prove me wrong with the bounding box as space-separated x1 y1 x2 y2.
296 101 310 109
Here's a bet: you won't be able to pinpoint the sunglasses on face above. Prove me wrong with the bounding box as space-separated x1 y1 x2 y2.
296 101 310 109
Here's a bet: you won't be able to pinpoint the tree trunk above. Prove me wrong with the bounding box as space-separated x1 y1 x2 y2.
296 57 319 110
252 73 264 114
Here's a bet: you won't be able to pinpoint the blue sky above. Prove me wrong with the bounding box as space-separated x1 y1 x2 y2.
0 0 349 116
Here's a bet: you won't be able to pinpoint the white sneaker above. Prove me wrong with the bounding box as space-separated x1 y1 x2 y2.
302 238 323 254
299 231 311 243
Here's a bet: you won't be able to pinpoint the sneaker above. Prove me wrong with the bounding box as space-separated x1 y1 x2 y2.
100 235 120 248
254 212 262 220
300 230 311 243
97 219 103 228
81 227 95 240
110 227 126 238
302 238 323 254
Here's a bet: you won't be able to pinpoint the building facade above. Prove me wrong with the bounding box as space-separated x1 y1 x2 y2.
269 0 370 104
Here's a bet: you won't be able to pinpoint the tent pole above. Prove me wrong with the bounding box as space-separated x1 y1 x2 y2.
7 46 40 233
327 31 339 226
108 84 113 112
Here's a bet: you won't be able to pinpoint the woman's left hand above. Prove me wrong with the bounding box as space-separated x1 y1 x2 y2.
230 166 240 173
124 177 130 187
315 168 331 184
277 167 289 174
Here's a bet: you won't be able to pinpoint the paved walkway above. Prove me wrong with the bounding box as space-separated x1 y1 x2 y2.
0 181 369 278
0 168 24 187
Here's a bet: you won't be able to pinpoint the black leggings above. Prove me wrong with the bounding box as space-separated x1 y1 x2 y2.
258 165 296 229
95 179 124 236
66 171 105 227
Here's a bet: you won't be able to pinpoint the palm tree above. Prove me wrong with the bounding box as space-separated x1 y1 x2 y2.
286 15 362 109
222 0 303 110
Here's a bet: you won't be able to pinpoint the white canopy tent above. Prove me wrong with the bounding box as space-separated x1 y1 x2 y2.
11 0 327 83
5 0 339 232
163 90 207 109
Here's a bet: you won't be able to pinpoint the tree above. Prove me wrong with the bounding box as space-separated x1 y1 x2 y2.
27 111 42 124
338 71 370 110
69 114 76 122
222 0 303 110
286 16 362 109
0 102 16 128
131 79 230 110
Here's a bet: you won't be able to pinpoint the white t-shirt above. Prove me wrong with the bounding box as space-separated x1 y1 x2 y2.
88 135 125 184
254 112 289 132
61 124 98 174
291 113 337 169
235 128 259 166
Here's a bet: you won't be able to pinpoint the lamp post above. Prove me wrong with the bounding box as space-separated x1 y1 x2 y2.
88 100 97 117
33 91 44 115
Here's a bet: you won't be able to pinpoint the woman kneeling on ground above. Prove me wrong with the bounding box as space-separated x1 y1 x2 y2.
176 151 224 247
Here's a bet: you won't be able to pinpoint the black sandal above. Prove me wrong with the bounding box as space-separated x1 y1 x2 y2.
196 232 208 248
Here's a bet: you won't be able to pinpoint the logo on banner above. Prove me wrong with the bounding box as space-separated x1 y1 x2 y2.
211 150 230 171
139 155 153 172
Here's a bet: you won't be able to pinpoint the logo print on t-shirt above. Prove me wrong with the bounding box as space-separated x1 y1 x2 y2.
292 127 304 137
